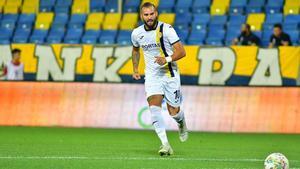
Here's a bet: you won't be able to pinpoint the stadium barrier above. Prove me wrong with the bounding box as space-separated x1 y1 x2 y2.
0 82 299 133
0 44 299 86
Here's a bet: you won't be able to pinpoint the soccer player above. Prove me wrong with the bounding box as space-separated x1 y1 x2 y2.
131 2 188 156
0 48 24 80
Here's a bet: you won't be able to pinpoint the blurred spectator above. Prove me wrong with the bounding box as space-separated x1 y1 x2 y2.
269 23 292 48
232 24 260 46
0 49 24 80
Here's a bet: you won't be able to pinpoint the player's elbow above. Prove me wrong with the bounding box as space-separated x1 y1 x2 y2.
180 48 186 58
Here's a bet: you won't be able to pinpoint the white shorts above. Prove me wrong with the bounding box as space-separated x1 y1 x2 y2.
145 70 182 107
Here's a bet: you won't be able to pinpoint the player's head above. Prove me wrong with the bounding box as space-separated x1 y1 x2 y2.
241 24 251 34
12 48 21 62
140 2 158 29
273 23 282 37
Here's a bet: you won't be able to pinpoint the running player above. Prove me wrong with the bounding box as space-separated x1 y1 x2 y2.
131 2 188 156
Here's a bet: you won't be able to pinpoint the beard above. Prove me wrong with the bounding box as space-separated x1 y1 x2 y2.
143 18 158 29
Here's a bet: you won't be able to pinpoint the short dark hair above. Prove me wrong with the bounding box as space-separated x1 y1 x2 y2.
274 23 282 30
245 24 251 30
12 48 21 55
140 2 156 12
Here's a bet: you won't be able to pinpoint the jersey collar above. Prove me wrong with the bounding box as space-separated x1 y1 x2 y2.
144 21 159 31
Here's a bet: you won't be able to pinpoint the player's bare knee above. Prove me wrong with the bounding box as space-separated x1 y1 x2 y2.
167 105 180 116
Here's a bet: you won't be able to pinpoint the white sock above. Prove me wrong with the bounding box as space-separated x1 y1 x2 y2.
172 108 185 124
149 105 169 146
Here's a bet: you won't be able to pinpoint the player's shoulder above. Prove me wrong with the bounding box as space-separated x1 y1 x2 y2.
158 21 174 30
132 25 145 35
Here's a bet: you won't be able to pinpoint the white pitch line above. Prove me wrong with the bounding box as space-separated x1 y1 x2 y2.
0 156 299 163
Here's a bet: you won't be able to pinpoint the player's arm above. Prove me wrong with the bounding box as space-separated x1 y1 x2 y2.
132 46 141 80
155 41 186 66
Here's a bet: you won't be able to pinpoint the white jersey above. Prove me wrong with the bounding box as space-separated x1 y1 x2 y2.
6 61 24 80
131 21 180 78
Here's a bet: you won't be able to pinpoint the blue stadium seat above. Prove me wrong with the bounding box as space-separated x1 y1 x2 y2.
205 30 225 46
158 0 175 13
81 30 101 44
262 30 272 47
175 0 193 14
2 14 19 24
52 13 69 25
265 0 284 14
228 15 246 25
208 24 225 32
55 0 72 7
265 14 283 24
283 23 299 32
229 0 247 15
175 13 192 25
174 23 189 31
54 6 70 14
69 14 86 24
246 0 265 14
225 28 240 45
284 15 300 24
105 0 118 13
90 0 106 12
191 22 207 32
192 0 211 14
253 31 262 39
0 37 11 44
286 30 299 45
175 29 189 43
40 0 56 12
18 14 36 24
117 30 131 45
187 29 206 45
210 15 228 26
47 27 65 43
30 30 48 44
193 13 210 24
64 27 83 44
1 20 16 30
123 0 140 13
99 30 117 44
54 0 72 13
248 0 266 6
13 27 31 43
246 6 263 14
0 27 14 39
263 14 283 31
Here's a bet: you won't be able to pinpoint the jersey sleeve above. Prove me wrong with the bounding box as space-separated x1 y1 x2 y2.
164 24 180 45
131 30 139 47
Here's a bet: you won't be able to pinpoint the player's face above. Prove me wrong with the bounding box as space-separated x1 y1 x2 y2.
12 52 21 62
141 6 158 28
273 27 282 37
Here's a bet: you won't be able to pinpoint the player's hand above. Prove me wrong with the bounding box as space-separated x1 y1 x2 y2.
132 72 141 80
154 56 167 66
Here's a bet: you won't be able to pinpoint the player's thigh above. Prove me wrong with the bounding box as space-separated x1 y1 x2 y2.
163 74 182 108
145 77 164 107
147 95 164 107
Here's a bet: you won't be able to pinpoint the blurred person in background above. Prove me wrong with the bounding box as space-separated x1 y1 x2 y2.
269 23 292 48
232 24 260 46
0 48 24 80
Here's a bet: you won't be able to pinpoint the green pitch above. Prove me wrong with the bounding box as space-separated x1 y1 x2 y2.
0 127 299 169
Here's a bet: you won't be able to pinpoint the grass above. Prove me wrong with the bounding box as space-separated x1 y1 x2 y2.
0 126 299 169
